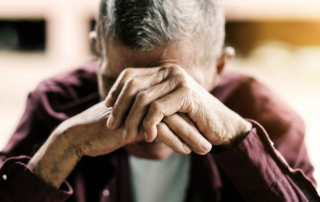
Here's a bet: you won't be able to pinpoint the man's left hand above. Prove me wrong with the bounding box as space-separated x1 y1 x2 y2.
105 64 252 154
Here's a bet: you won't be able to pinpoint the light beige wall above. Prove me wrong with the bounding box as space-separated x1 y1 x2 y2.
224 0 320 21
1 0 320 69
0 0 100 68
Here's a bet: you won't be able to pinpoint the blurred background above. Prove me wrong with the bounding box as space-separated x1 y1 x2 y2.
0 0 319 192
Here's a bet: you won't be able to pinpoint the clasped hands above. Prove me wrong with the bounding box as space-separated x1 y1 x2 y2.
26 64 252 189
103 64 252 155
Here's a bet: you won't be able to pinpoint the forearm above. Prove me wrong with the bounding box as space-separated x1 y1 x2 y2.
27 122 80 188
213 120 319 201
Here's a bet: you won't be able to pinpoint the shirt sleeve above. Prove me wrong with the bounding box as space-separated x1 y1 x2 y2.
212 119 320 202
0 156 72 202
1 85 55 165
0 83 74 201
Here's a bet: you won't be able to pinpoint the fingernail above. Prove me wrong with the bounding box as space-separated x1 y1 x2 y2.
144 131 148 140
107 115 114 128
122 129 127 141
182 144 192 154
105 95 112 107
201 140 212 153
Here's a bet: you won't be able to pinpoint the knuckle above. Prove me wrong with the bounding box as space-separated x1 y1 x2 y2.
184 125 194 136
156 122 166 130
123 68 134 77
163 113 177 122
150 101 163 113
169 65 183 75
174 74 186 85
125 78 138 89
143 118 154 130
136 90 148 102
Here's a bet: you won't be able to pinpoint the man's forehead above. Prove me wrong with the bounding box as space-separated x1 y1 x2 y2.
102 40 196 77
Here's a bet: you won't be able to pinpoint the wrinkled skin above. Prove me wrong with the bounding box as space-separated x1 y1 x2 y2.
96 40 251 159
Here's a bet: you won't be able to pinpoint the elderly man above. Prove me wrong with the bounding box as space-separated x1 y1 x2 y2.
0 0 319 201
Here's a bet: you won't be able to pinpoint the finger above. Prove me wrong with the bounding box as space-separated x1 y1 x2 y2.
143 87 192 142
124 76 183 141
156 122 191 155
127 125 146 144
163 113 212 155
105 67 163 107
107 68 169 130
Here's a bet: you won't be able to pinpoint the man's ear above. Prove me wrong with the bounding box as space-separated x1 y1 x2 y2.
216 47 235 75
89 31 100 57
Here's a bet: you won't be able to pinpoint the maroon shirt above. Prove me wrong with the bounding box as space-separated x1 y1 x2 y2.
0 60 319 202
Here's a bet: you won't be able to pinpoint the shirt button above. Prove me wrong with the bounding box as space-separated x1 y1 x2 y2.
102 189 110 197
2 174 7 181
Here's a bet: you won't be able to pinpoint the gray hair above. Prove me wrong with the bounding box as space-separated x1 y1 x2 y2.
97 0 225 68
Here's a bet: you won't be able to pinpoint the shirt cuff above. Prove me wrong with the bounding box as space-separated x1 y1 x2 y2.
212 120 286 191
0 156 72 202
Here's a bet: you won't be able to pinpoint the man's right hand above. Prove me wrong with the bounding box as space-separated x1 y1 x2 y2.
27 86 199 188
65 102 144 158
27 102 143 188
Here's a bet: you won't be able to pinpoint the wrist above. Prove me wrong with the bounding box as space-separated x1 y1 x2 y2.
28 125 81 188
221 118 252 149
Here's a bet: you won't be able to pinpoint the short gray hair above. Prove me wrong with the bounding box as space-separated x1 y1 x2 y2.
97 0 225 68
